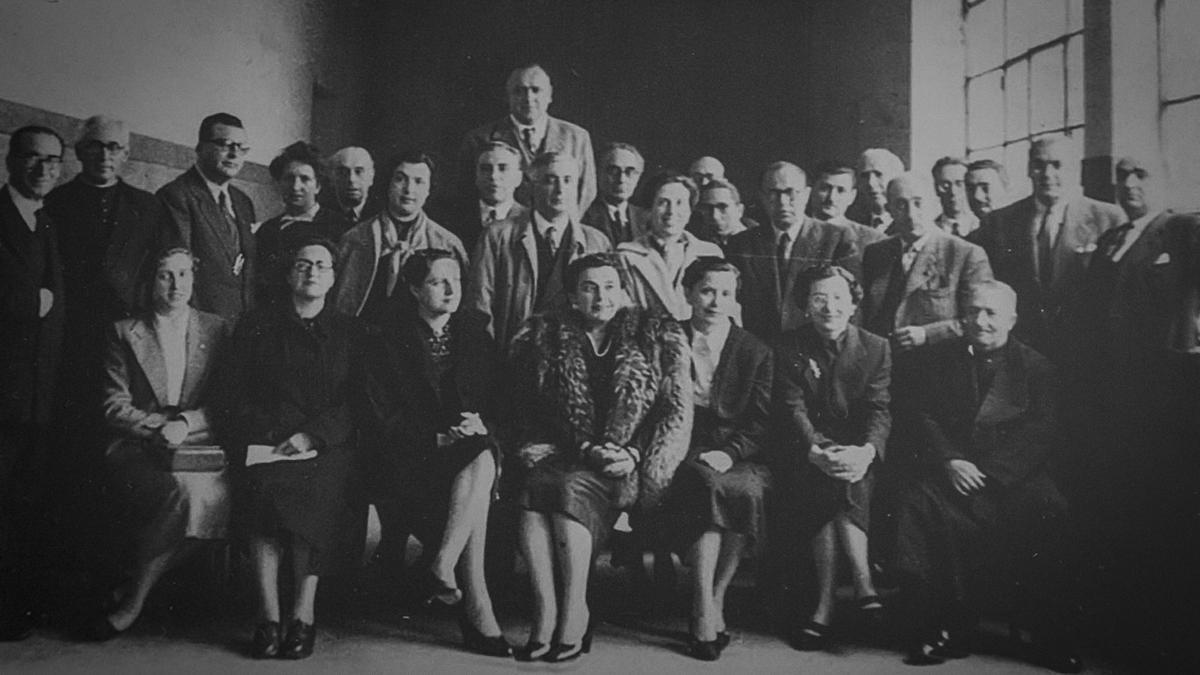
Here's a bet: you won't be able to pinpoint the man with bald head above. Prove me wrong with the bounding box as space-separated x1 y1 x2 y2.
726 161 859 340
460 64 597 215
326 145 376 223
45 116 163 437
688 156 725 190
847 148 906 234
975 136 1123 360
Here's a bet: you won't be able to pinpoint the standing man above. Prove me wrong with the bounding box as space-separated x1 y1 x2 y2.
469 151 610 348
808 160 885 247
332 151 467 324
726 161 859 341
692 179 758 250
964 159 1008 225
582 142 648 245
974 136 1123 361
450 141 528 254
461 64 596 215
158 113 257 324
846 148 905 235
1 126 66 640
326 145 376 223
931 157 979 238
44 116 162 436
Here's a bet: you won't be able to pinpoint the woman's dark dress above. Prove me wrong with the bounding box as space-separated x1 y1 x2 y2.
224 304 361 574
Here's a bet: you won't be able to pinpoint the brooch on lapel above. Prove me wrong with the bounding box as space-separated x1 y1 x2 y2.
1154 252 1171 265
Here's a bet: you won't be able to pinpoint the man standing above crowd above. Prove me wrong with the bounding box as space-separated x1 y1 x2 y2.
846 148 905 235
333 151 466 324
727 161 858 341
326 145 376 223
461 64 596 215
974 136 1123 361
582 142 648 246
469 151 609 348
931 157 979 238
158 113 257 324
44 116 161 437
808 160 885 247
1 126 66 641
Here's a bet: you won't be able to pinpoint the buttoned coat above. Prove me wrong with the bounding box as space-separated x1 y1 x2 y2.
617 231 723 321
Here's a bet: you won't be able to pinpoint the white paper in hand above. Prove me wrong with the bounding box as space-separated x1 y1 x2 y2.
245 444 317 467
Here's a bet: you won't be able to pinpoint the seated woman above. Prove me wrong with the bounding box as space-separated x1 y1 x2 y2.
222 237 361 660
773 265 891 651
361 249 509 657
661 258 773 661
89 247 231 639
509 253 692 663
617 172 723 321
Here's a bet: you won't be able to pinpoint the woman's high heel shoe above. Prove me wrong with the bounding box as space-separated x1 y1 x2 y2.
457 614 512 657
543 620 595 663
514 639 551 662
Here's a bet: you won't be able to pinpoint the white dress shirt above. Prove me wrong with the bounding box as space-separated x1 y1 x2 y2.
692 319 732 408
511 115 549 154
532 209 568 251
4 184 42 231
479 200 516 225
155 311 190 407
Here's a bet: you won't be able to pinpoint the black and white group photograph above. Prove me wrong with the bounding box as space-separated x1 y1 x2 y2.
2 0 1199 672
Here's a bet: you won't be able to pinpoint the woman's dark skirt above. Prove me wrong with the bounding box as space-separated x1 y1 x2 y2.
520 458 622 550
663 458 772 555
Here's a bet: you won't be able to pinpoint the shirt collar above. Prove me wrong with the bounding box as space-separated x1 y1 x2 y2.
1034 191 1077 222
532 209 570 243
510 114 549 139
692 317 732 352
4 184 43 231
283 203 321 224
480 199 515 221
154 309 190 333
196 165 232 204
1130 210 1159 234
771 219 803 243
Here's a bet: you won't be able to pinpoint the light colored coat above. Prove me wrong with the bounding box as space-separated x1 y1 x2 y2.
617 231 723 321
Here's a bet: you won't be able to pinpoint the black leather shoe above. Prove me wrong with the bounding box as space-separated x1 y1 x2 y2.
929 629 970 659
514 639 550 662
280 619 316 659
904 639 946 666
715 630 731 652
790 620 832 651
250 621 281 659
418 569 462 608
543 620 594 663
687 636 721 661
458 614 512 657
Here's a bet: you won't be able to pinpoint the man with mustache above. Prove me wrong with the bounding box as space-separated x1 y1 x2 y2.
158 113 257 325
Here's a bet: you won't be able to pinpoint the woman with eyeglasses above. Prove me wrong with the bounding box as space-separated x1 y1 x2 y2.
220 237 362 660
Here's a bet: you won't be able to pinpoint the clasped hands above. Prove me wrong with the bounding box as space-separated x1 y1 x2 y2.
445 411 487 442
583 441 639 478
139 413 190 446
808 443 875 483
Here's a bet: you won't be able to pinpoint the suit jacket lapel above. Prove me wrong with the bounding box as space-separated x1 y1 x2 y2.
186 169 236 264
904 235 944 295
626 240 674 310
869 238 902 317
709 322 742 412
178 309 212 407
130 319 170 407
976 344 1027 424
517 216 540 289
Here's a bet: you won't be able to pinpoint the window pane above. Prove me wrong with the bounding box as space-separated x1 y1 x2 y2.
1066 36 1084 126
1004 139 1032 202
1029 45 1065 133
1163 100 1200 211
1162 0 1200 100
968 71 1005 150
1067 0 1083 32
1005 61 1029 141
1012 0 1068 51
967 146 1005 166
966 0 1005 75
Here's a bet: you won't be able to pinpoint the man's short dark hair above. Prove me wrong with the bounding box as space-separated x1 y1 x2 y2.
402 248 460 289
283 236 339 280
643 171 699 208
795 264 862 307
6 125 65 160
966 158 1009 187
379 150 437 189
932 156 968 178
529 150 577 177
197 113 244 145
700 178 742 204
269 141 325 183
812 160 856 183
565 252 624 294
683 256 741 291
599 142 644 167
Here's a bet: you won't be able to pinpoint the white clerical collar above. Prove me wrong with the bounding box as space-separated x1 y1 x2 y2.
4 184 43 231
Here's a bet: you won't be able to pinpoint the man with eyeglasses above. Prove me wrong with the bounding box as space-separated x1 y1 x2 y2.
581 142 649 245
45 116 163 443
931 157 979 239
1 125 67 641
157 112 257 324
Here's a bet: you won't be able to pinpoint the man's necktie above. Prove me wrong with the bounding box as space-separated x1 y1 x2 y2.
776 231 791 281
901 239 918 273
1104 222 1134 261
487 208 498 225
1036 210 1054 287
218 191 240 244
545 226 557 257
948 219 961 237
871 214 886 230
522 128 535 154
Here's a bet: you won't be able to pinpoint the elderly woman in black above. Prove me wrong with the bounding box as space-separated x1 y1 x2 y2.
509 253 692 663
88 247 230 639
222 237 361 659
661 257 774 661
362 249 509 657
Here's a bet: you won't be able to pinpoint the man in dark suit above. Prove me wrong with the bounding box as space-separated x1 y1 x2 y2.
973 136 1123 361
44 116 162 438
445 141 528 254
964 158 1008 224
845 148 905 235
325 145 377 223
691 179 759 250
1 126 66 640
727 161 859 342
807 160 885 247
891 280 1080 673
460 64 596 215
157 113 257 324
582 142 648 246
